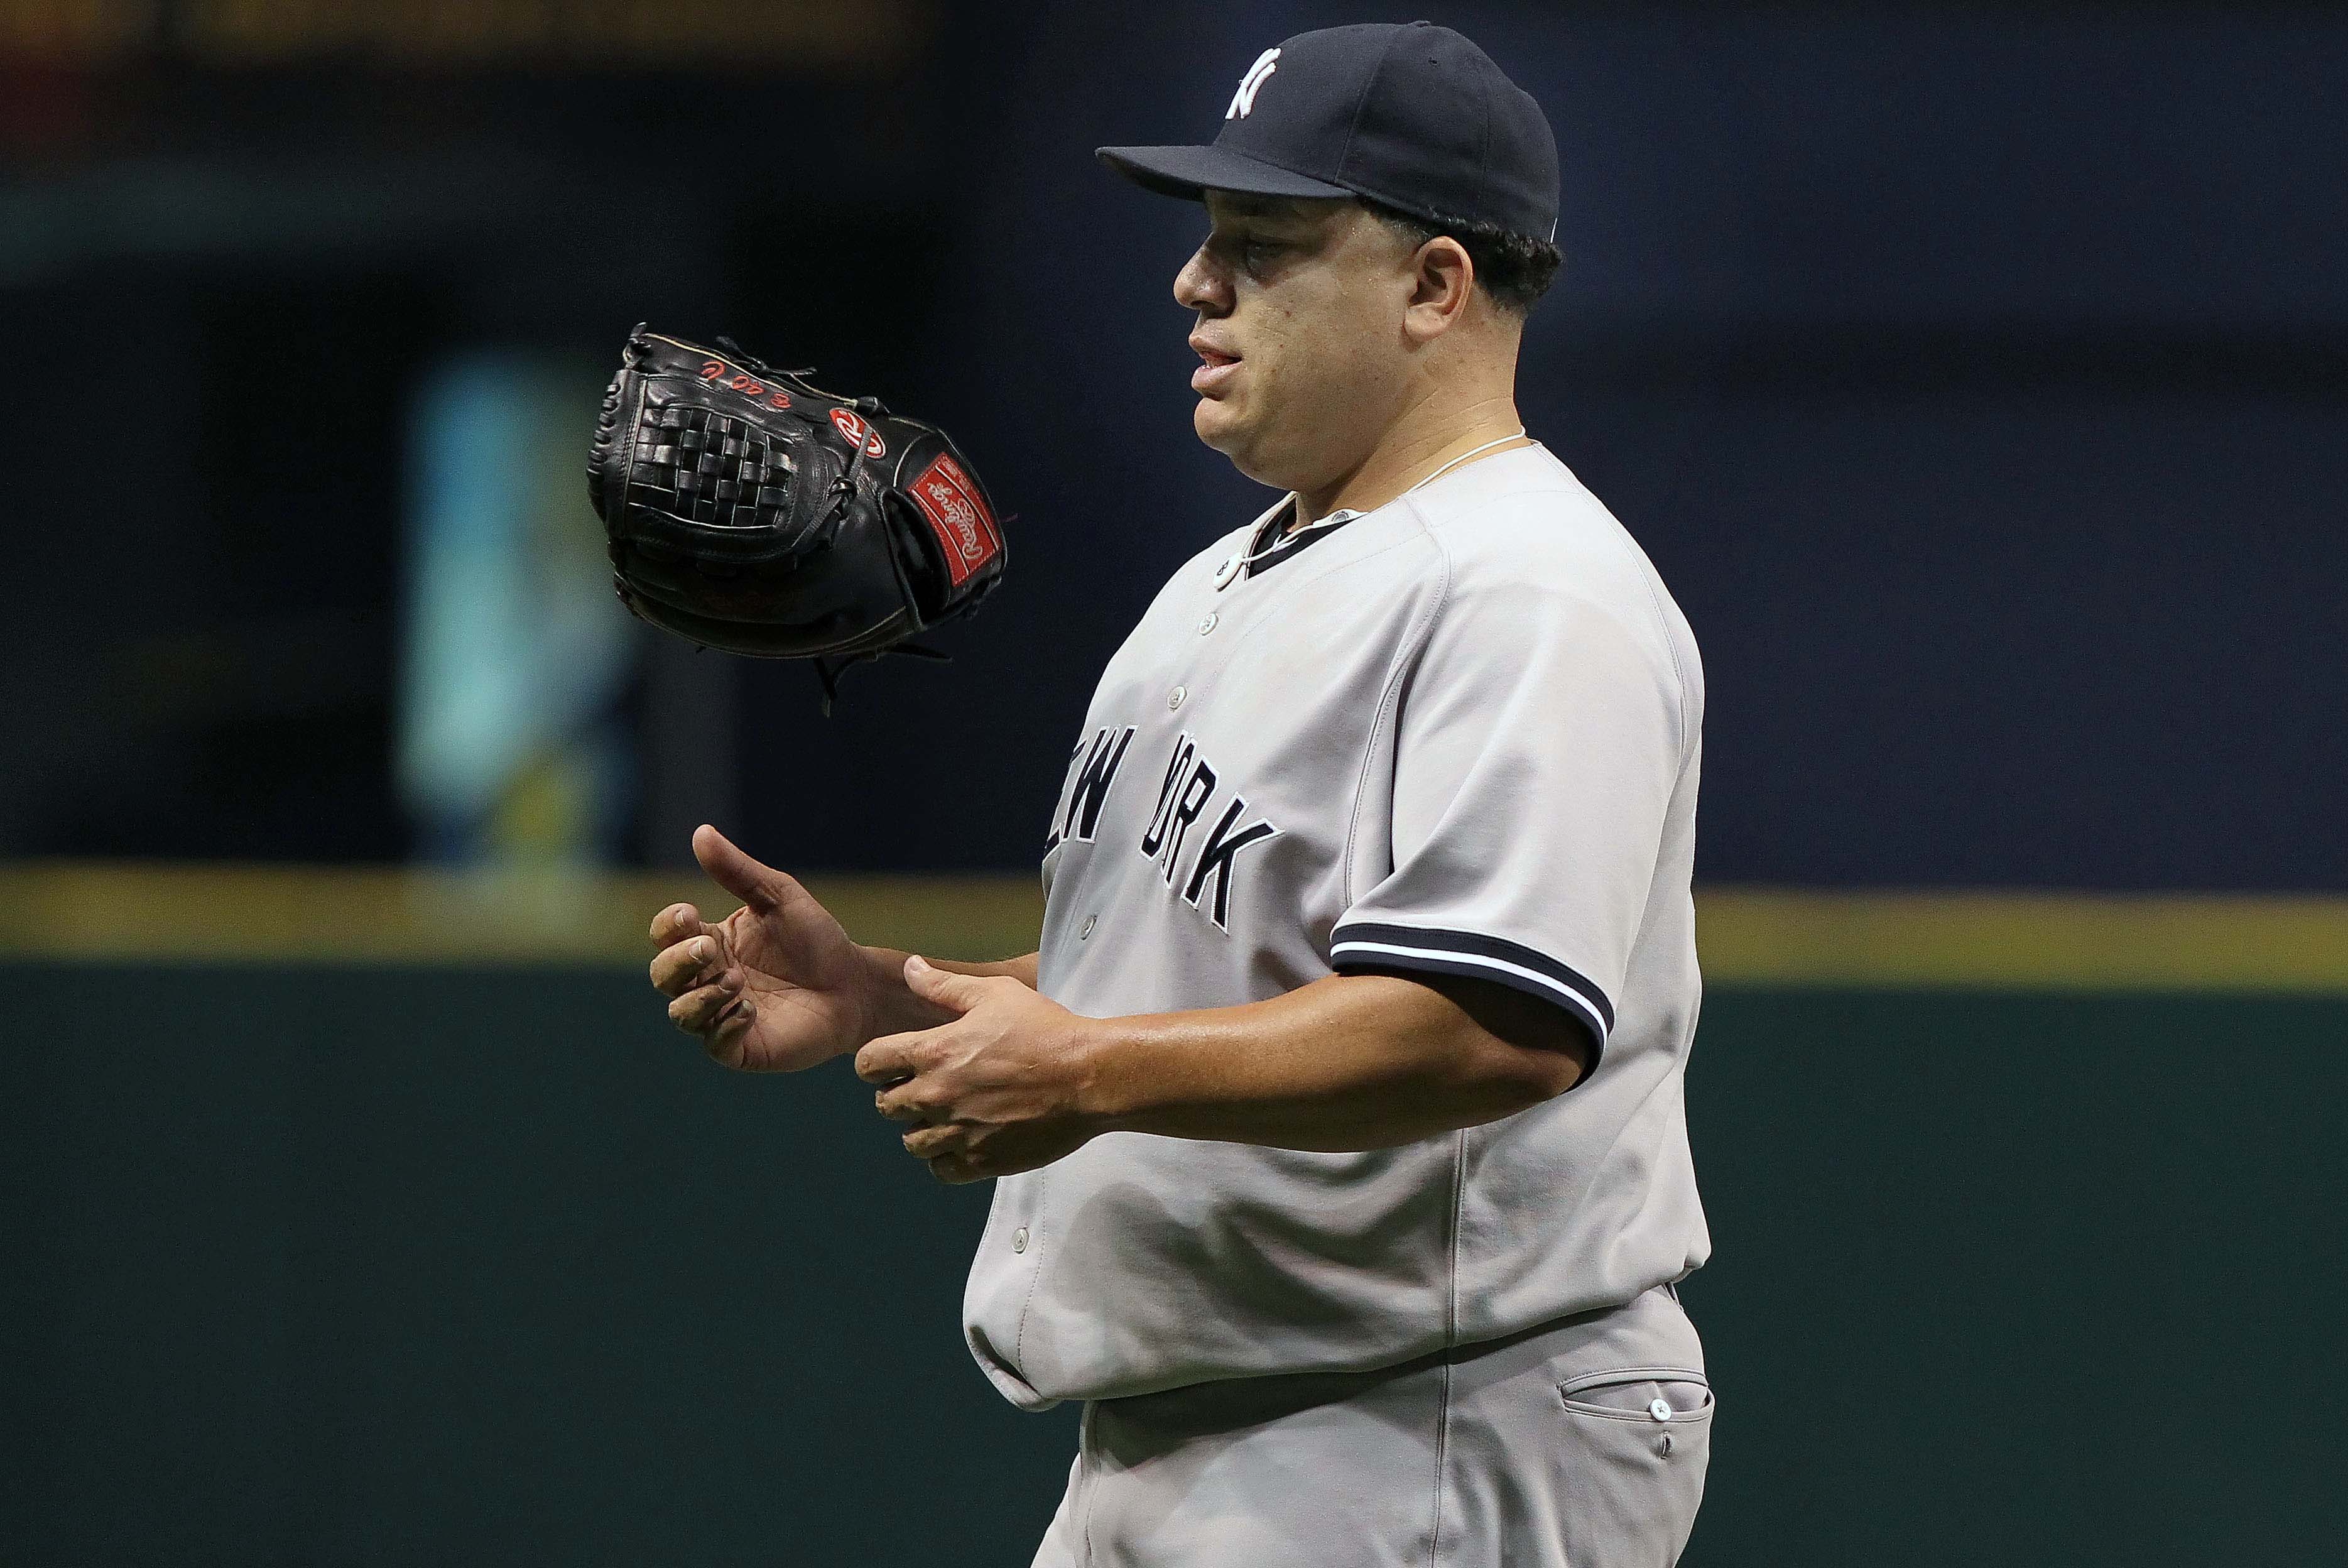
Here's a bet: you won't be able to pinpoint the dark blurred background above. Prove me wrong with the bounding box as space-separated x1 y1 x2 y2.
8 0 2340 884
4 3 2344 1564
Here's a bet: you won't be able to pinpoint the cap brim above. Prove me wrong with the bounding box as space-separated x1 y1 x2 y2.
1095 144 1354 203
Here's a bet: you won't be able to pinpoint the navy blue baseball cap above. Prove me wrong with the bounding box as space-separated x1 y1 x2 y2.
1098 21 1560 242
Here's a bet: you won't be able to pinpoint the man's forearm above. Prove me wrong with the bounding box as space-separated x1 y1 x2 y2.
1075 972 1586 1153
857 945 1039 1037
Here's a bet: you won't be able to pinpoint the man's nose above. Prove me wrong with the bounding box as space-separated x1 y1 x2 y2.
1173 247 1230 315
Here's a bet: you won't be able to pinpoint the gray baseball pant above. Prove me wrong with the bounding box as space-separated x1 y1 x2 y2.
1026 1283 1712 1567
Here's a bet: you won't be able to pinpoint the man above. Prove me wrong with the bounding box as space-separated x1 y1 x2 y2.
648 22 1712 1566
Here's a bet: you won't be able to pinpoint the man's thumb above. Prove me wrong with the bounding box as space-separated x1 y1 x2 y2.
905 954 981 1011
692 824 791 911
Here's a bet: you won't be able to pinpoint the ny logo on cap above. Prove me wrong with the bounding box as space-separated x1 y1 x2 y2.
1225 46 1280 120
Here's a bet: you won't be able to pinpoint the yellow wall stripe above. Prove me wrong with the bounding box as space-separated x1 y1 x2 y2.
0 862 1041 969
1695 888 2348 994
2 863 2345 992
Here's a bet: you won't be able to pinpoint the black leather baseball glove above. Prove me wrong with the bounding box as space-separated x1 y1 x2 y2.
588 325 1006 709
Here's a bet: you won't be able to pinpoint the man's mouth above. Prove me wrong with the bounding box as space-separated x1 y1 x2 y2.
1190 337 1241 394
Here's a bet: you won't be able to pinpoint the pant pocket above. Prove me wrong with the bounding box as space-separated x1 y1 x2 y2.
1550 1368 1714 1566
1558 1366 1714 1426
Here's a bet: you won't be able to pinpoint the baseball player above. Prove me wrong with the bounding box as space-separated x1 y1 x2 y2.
648 21 1712 1565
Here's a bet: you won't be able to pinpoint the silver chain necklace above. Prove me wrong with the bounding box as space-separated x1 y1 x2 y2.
1215 430 1533 589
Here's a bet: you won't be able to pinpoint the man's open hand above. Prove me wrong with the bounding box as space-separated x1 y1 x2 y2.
648 825 877 1072
857 957 1106 1184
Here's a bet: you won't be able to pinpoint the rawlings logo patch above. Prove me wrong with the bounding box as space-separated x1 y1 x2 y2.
830 406 886 459
908 453 1001 585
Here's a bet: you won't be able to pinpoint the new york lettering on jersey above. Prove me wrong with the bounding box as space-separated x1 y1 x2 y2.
1137 731 1281 932
1045 722 1283 934
970 445 1710 1413
1043 724 1136 854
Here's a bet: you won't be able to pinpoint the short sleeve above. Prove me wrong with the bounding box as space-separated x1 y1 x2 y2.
1330 572 1687 1070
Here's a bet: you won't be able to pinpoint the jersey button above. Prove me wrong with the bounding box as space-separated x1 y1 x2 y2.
1197 612 1217 635
1648 1397 1673 1422
1011 1226 1030 1254
1168 685 1187 710
1080 914 1097 940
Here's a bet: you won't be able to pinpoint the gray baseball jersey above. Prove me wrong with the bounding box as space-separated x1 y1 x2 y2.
963 442 1709 1411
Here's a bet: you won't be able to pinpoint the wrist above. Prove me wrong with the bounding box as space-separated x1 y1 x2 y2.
851 943 913 1042
1066 1014 1143 1138
852 942 962 1042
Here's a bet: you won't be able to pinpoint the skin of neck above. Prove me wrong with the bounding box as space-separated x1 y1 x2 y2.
1289 371 1531 531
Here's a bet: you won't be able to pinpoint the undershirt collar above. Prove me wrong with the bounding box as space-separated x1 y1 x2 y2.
1244 499 1364 580
1237 439 1542 582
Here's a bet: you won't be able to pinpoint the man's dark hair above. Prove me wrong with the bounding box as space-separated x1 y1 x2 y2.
1359 195 1563 317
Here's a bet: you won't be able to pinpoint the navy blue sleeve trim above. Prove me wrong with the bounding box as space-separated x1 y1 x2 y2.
1328 920 1614 1069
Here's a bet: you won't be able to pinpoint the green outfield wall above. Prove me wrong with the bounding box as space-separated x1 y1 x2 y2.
3 874 2342 1564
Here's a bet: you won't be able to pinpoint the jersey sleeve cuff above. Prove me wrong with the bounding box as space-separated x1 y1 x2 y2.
1328 920 1614 1069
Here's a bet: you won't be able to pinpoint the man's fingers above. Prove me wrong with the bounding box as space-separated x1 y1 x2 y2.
902 1123 960 1158
901 952 993 1014
650 903 706 947
650 935 727 998
873 1084 930 1123
668 975 744 1033
854 1031 925 1086
692 824 798 913
698 997 756 1067
925 1154 981 1185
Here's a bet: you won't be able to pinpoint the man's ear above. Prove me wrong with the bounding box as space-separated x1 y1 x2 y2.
1403 236 1475 344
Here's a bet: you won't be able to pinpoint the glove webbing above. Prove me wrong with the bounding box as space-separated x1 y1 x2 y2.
637 405 800 531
